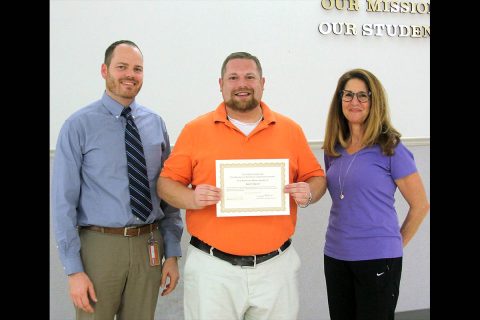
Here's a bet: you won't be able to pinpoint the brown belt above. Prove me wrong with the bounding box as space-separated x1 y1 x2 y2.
81 223 158 237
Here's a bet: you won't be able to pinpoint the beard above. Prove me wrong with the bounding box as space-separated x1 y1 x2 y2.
225 93 259 113
106 73 141 100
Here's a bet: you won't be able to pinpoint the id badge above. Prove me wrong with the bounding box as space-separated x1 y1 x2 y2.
148 242 161 266
148 232 161 266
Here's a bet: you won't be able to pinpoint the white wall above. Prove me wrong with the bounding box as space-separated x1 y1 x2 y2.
50 0 430 149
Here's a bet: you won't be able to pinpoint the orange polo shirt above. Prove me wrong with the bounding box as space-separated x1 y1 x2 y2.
160 102 324 255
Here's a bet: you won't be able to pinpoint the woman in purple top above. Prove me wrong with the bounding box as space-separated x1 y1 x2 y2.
322 68 430 320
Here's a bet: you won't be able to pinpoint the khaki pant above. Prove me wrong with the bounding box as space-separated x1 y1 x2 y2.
76 228 164 320
184 243 301 320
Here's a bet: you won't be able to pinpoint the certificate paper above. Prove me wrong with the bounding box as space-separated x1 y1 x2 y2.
216 159 290 217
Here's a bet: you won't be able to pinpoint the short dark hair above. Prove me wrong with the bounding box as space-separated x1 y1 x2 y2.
104 40 142 66
221 52 262 78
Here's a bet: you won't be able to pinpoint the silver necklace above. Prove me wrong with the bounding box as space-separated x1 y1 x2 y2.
338 151 359 200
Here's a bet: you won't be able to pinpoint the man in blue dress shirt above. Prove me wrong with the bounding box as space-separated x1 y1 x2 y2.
51 40 183 320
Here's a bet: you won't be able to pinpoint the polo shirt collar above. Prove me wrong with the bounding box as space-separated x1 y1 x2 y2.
213 101 277 125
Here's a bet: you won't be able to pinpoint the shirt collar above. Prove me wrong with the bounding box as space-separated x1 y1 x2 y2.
213 101 277 125
101 91 138 117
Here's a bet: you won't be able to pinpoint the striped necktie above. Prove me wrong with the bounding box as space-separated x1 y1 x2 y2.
121 107 152 221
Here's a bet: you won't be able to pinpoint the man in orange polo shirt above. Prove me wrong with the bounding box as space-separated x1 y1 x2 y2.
158 51 327 320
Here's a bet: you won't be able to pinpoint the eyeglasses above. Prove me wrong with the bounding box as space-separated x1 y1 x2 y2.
340 90 371 103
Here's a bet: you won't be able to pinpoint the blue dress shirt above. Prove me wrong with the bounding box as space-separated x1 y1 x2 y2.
52 92 183 275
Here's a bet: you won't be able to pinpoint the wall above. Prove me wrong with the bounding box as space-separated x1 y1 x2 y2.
50 0 430 149
50 140 430 320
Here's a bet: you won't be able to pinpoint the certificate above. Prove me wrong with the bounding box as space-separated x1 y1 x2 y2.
216 159 290 217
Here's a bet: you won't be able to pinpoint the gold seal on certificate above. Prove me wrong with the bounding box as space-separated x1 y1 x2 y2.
216 159 290 217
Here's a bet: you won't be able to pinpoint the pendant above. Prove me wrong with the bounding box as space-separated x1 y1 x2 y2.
340 193 344 199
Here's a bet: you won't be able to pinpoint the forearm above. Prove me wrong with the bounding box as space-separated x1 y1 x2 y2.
306 176 327 204
157 177 195 209
400 202 430 247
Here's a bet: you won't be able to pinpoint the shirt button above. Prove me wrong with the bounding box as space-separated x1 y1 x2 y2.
136 217 140 220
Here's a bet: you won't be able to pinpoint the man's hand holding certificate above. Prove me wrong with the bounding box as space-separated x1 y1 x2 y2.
216 159 290 217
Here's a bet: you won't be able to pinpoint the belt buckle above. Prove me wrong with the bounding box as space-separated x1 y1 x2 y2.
241 255 257 269
123 226 138 237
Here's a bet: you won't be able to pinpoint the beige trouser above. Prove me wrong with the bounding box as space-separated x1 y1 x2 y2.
184 243 301 320
76 228 164 320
